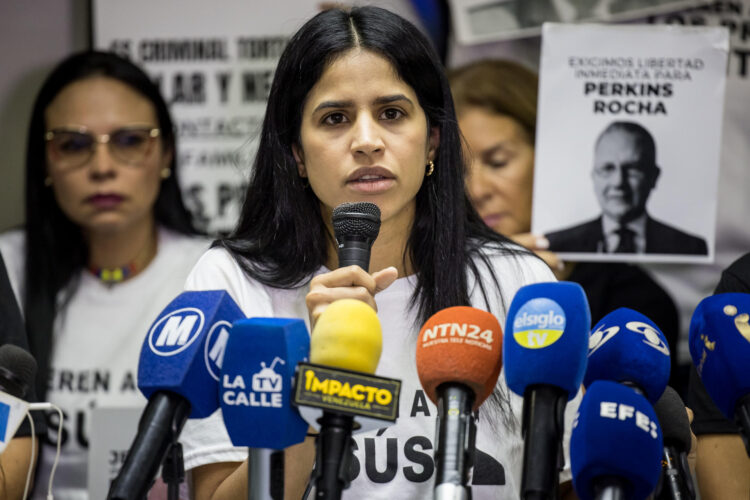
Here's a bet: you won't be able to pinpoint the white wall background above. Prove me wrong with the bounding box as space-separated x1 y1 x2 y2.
0 0 90 232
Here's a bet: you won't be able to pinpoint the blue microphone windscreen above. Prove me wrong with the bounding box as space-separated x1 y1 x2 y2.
689 293 750 419
138 290 244 418
584 308 670 404
504 281 590 399
221 317 310 449
571 380 663 500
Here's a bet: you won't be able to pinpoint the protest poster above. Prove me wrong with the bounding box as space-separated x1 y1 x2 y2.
531 23 728 263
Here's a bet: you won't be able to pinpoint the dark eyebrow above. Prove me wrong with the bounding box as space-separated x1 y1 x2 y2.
313 100 354 114
373 94 413 106
312 94 413 114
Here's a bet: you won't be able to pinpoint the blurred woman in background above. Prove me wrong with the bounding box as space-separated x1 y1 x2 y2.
0 51 209 498
449 59 681 381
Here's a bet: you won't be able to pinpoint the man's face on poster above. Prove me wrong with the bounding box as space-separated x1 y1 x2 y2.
591 129 659 223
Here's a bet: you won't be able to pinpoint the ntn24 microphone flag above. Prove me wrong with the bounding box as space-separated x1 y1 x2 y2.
221 317 309 449
138 290 245 418
504 281 590 400
416 306 502 411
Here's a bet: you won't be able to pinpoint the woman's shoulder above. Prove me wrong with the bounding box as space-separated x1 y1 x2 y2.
184 246 300 318
473 239 555 285
184 246 246 289
159 227 213 257
468 240 555 317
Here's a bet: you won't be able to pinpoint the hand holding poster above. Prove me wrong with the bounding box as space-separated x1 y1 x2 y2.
531 23 728 263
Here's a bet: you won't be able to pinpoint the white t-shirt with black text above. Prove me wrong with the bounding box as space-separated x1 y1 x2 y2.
0 228 210 500
179 246 581 499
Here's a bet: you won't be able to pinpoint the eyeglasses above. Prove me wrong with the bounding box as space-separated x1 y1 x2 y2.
45 126 161 171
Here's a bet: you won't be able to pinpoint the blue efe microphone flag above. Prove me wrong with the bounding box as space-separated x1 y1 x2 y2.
138 290 245 418
690 293 750 419
584 308 670 405
221 317 310 450
571 380 663 500
504 281 591 399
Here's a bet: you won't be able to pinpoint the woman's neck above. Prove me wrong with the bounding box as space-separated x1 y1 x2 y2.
86 218 158 279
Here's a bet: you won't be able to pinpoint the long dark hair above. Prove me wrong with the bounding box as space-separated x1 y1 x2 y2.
221 6 524 326
221 6 529 427
24 50 195 399
220 7 529 427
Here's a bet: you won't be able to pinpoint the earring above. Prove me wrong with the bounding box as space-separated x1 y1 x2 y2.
44 176 53 187
426 160 435 177
160 168 171 179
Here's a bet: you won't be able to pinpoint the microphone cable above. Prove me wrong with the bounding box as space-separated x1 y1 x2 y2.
301 464 315 500
23 402 64 500
21 410 34 500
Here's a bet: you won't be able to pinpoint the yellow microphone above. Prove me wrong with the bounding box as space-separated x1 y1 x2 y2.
310 299 382 374
300 298 393 499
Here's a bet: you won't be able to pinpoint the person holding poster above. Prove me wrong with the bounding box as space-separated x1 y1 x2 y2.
449 58 680 380
0 51 209 498
544 120 709 255
529 23 725 266
179 6 580 500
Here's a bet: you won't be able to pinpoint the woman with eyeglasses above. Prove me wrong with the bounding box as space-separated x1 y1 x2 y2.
0 50 209 498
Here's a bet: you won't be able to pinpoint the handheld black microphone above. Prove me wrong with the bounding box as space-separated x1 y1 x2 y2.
0 345 36 400
310 202 384 500
332 202 380 270
654 386 696 500
0 345 38 454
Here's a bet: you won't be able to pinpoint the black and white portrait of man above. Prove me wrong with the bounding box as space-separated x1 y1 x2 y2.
545 121 708 255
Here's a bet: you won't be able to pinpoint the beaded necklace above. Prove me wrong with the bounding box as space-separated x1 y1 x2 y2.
88 262 138 283
87 229 157 284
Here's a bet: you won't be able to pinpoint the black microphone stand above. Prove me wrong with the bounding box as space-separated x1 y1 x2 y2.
520 385 567 500
162 435 185 500
313 413 355 500
434 383 475 500
108 391 190 500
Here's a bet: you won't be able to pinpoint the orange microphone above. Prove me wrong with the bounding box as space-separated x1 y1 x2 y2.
416 306 503 499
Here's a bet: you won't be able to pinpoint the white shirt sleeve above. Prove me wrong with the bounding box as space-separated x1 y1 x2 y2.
180 248 274 471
